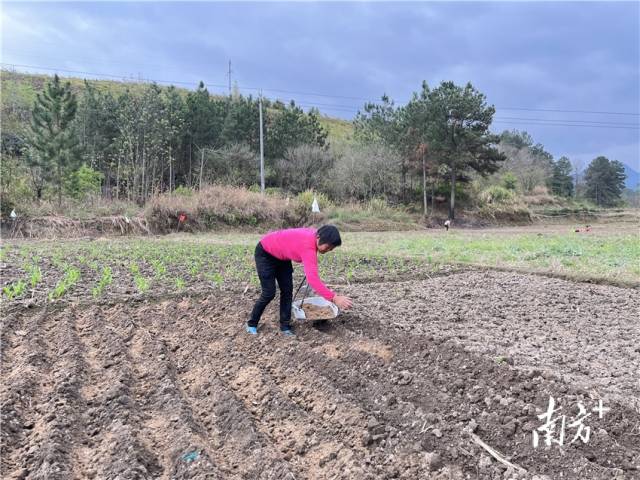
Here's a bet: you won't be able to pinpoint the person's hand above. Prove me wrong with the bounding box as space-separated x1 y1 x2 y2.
333 295 353 311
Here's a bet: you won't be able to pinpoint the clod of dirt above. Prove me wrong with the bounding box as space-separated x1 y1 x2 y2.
301 303 335 320
396 370 413 385
424 452 443 471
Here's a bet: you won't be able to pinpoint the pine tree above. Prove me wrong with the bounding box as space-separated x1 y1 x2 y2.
29 74 81 206
584 156 626 207
423 81 505 219
551 156 574 197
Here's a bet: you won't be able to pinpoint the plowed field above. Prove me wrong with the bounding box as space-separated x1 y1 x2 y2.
2 270 639 480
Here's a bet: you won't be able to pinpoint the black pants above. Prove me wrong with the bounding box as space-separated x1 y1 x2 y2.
248 242 293 328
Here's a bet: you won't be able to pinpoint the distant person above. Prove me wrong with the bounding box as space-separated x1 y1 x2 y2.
444 219 451 231
247 225 353 336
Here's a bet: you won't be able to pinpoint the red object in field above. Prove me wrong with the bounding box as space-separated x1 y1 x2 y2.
178 213 187 223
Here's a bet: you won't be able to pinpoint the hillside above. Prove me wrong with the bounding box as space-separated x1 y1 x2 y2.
1 69 354 145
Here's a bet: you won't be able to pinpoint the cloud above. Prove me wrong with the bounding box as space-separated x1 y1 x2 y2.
1 1 638 168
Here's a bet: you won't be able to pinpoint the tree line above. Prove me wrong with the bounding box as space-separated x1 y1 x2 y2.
1 73 629 219
4 75 328 206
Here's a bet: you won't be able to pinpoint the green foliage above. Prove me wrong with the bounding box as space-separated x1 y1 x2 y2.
29 74 81 205
265 102 328 159
480 186 517 205
3 71 627 217
66 163 104 199
27 263 42 288
354 94 403 148
296 190 333 211
134 275 150 293
498 130 555 193
151 259 167 277
205 271 224 286
92 266 113 297
173 185 194 197
221 95 260 151
48 265 80 300
584 156 626 207
356 81 505 218
551 156 574 198
419 81 505 219
129 261 150 293
186 81 225 149
501 172 518 191
3 280 26 300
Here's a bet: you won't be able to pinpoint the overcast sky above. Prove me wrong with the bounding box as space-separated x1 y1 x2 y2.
2 1 639 170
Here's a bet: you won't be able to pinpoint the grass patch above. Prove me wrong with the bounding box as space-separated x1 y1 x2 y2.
2 223 637 306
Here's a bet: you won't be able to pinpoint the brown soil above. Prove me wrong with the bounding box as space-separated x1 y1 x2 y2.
301 303 336 320
1 271 638 479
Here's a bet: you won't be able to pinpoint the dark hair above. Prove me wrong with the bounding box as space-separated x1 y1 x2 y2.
317 225 342 247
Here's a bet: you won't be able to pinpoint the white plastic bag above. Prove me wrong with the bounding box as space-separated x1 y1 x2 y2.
311 196 320 213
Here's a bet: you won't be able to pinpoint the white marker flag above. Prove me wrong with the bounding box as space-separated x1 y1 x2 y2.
311 196 320 213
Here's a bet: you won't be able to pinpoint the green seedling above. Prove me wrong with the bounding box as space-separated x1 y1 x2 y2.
188 261 201 277
3 280 27 300
494 356 512 365
205 271 224 286
92 266 113 297
28 264 42 288
134 275 150 293
175 277 186 290
48 266 81 301
151 259 167 277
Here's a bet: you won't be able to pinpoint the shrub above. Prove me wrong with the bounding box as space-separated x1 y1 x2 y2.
66 164 103 200
173 185 194 197
144 184 306 232
480 186 516 205
295 190 333 211
502 172 518 191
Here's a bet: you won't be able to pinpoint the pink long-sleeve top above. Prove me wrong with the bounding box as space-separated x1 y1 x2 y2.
260 227 335 301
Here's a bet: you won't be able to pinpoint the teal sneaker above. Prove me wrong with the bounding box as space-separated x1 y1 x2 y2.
280 327 295 336
246 325 258 335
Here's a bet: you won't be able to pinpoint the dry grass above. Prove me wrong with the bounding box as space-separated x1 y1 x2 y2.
13 197 142 220
144 184 306 233
522 186 559 206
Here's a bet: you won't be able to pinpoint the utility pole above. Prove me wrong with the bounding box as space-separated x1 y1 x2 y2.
228 60 232 97
199 147 205 191
259 92 265 194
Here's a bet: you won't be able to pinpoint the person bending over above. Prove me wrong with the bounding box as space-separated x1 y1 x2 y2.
247 225 353 336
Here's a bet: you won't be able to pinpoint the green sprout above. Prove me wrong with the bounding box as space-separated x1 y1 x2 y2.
3 280 27 300
92 266 113 298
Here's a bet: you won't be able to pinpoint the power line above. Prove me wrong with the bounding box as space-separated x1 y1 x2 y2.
294 102 640 128
496 107 640 117
5 62 640 124
492 120 639 130
495 116 639 127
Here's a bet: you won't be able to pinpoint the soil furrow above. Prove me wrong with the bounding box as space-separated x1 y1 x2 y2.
126 306 228 480
154 297 382 479
11 308 88 479
75 305 163 479
153 297 303 479
3 265 638 480
1 310 52 478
